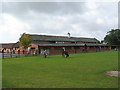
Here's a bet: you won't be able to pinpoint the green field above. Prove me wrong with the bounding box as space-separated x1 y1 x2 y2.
2 51 118 88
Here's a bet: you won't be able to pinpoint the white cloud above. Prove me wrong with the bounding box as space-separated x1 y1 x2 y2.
85 0 98 10
96 18 104 24
0 2 118 43
0 14 31 43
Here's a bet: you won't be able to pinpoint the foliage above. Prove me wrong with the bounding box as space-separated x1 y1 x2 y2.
104 29 120 45
19 33 32 49
3 51 118 88
100 40 104 44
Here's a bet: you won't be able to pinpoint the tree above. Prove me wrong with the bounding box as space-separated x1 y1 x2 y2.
19 33 32 49
101 40 104 44
104 29 120 45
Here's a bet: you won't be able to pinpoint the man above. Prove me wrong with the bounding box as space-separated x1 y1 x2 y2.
62 47 69 58
43 50 47 58
62 47 65 57
18 49 20 57
64 51 69 58
27 47 31 55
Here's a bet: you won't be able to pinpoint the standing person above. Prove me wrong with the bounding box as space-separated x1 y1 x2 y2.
6 49 9 54
12 49 15 54
99 46 101 52
33 49 37 56
62 47 65 57
84 44 87 52
43 50 47 58
2 48 5 58
27 47 31 55
18 49 20 57
2 48 4 53
22 49 25 54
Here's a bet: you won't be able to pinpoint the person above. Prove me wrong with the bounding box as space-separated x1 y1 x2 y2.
83 44 87 52
27 47 31 55
6 49 9 54
64 51 69 58
23 49 25 54
62 47 65 57
18 49 20 57
99 46 101 52
12 49 15 54
2 48 5 58
43 50 47 58
62 47 69 58
2 48 4 53
33 49 37 56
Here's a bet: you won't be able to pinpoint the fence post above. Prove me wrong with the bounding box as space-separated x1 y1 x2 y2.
2 49 4 59
2 52 4 59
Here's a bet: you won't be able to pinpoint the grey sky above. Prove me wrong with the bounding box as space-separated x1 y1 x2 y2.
0 1 118 43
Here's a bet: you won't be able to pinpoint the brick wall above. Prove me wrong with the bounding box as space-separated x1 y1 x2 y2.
15 44 112 55
43 46 112 55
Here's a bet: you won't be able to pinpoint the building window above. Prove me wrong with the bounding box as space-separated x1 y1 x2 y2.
56 42 64 43
50 41 56 43
71 42 75 43
31 47 35 49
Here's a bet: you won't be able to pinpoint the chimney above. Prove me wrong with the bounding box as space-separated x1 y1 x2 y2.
67 32 71 38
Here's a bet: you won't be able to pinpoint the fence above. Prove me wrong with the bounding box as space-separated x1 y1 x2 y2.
0 48 118 59
0 51 40 59
1 53 25 58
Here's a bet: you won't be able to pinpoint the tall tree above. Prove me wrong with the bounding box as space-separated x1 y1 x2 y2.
104 29 120 45
19 33 32 49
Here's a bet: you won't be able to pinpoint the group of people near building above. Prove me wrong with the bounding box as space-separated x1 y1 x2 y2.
0 48 17 54
0 48 24 54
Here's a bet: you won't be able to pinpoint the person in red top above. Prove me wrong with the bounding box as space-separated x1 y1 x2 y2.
18 49 20 57
23 49 25 54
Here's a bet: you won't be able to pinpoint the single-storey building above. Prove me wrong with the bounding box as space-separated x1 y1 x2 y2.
28 34 111 55
0 34 115 55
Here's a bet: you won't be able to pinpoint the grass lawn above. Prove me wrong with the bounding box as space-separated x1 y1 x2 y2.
2 51 118 88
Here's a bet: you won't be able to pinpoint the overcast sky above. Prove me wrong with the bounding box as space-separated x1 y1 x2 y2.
0 1 118 43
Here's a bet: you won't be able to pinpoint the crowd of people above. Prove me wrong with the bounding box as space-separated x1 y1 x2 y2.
0 48 25 54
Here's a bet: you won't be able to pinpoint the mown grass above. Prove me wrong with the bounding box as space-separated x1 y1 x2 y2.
2 51 118 88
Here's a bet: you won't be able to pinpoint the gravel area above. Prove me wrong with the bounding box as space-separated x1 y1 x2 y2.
106 71 120 77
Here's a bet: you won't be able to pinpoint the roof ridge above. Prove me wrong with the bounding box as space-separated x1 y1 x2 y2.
0 43 17 44
30 34 68 38
71 37 96 39
30 34 96 39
